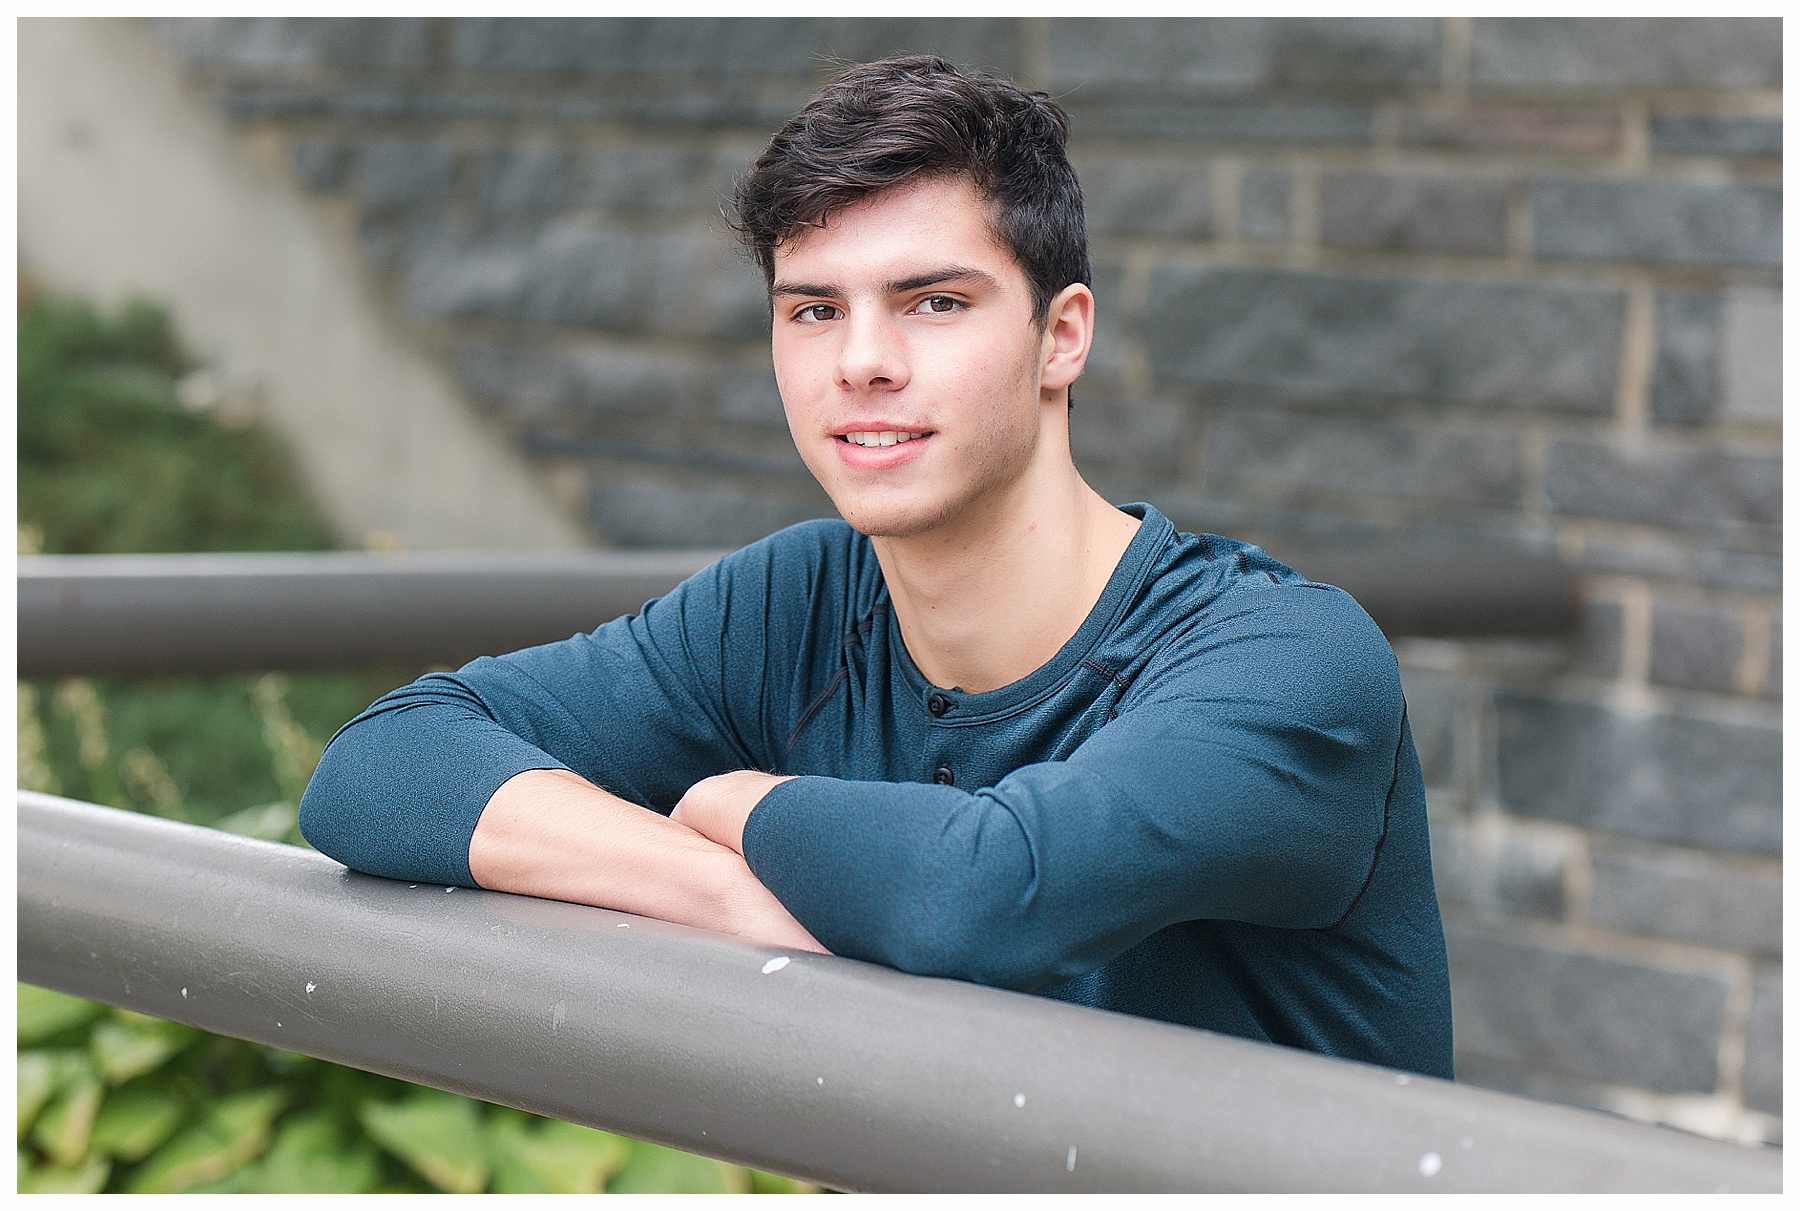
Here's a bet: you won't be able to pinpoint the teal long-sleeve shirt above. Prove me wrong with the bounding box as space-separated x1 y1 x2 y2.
298 504 1454 1078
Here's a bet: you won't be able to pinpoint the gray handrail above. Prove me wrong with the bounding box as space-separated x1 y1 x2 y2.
18 792 1776 1193
17 544 1578 677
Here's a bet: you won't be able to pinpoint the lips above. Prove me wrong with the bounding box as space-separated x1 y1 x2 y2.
831 425 935 468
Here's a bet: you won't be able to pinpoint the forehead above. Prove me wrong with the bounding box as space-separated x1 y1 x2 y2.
772 177 1020 284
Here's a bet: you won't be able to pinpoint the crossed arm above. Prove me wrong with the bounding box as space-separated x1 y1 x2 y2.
468 766 820 951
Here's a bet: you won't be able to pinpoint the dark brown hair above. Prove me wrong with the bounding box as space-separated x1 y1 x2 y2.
732 55 1090 326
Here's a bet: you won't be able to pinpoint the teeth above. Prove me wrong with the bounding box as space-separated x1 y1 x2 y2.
843 431 923 447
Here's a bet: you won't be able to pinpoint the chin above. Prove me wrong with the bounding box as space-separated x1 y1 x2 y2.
832 493 962 540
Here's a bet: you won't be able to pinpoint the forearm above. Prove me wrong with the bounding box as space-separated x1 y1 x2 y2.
471 768 825 953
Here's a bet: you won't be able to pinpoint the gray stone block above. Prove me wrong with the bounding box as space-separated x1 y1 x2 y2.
1397 667 1464 788
406 224 641 330
1573 599 1624 678
453 17 817 76
1650 290 1720 425
1720 289 1782 425
1206 410 1523 507
1075 158 1212 238
1544 441 1781 533
1397 105 1621 155
702 258 773 342
160 17 431 70
1573 535 1689 582
1066 100 1373 145
316 18 433 69
714 366 788 429
1765 620 1781 703
1147 269 1623 412
1744 967 1781 1115
222 91 518 121
1588 844 1781 956
356 218 403 275
589 480 831 549
1652 115 1783 160
1471 18 1781 90
358 140 457 213
1533 179 1782 269
1069 396 1185 477
481 144 570 219
1650 601 1745 694
1239 168 1292 242
1320 173 1510 256
1694 549 1782 595
1495 692 1781 854
588 147 709 213
455 345 572 416
292 141 348 192
1445 922 1730 1093
566 349 711 417
1431 818 1570 920
458 345 713 420
819 18 1023 74
1047 17 1439 93
1083 261 1129 380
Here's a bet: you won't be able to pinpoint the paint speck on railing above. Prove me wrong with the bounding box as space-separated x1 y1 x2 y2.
816 1076 824 1085
617 922 629 928
1066 1145 1077 1172
1013 1093 1026 1108
761 956 790 974
1418 1152 1442 1177
445 887 454 894
305 982 316 994
180 987 188 998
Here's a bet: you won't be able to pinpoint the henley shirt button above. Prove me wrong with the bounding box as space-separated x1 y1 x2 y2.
933 766 955 785
927 692 952 717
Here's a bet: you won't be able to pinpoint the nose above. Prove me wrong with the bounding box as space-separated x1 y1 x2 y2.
836 309 909 393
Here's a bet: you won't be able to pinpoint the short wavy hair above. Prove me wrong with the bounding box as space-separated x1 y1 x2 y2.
732 55 1090 326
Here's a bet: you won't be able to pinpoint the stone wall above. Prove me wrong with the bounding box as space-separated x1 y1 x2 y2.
151 18 1781 1144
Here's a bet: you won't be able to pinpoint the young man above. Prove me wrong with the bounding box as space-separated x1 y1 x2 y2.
300 56 1453 1079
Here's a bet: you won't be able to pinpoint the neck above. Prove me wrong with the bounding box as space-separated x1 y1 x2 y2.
871 438 1141 695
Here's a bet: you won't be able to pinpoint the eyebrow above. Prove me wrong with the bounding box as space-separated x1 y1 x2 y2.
770 265 1002 299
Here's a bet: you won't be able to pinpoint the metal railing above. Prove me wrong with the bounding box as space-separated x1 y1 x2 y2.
17 544 1580 677
19 791 1779 1193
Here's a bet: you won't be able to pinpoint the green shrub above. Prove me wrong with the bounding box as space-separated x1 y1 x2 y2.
16 288 817 1194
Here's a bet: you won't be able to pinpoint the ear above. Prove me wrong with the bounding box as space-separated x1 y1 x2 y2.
1038 282 1094 394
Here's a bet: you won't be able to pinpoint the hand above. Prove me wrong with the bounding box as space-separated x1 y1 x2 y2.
672 770 795 855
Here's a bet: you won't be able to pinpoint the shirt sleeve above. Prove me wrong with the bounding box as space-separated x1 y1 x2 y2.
296 529 842 886
740 579 1406 994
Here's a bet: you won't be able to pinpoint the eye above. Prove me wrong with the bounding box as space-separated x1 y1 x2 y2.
794 303 840 323
915 295 961 315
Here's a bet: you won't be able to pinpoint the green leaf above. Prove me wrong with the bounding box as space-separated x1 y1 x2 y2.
30 1075 104 1167
213 801 300 842
197 1111 381 1193
89 1015 198 1085
88 1085 188 1162
488 1111 633 1194
752 1169 822 1193
18 1153 110 1194
607 1140 752 1194
358 1089 490 1193
17 984 104 1045
17 1049 94 1140
127 1088 285 1193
